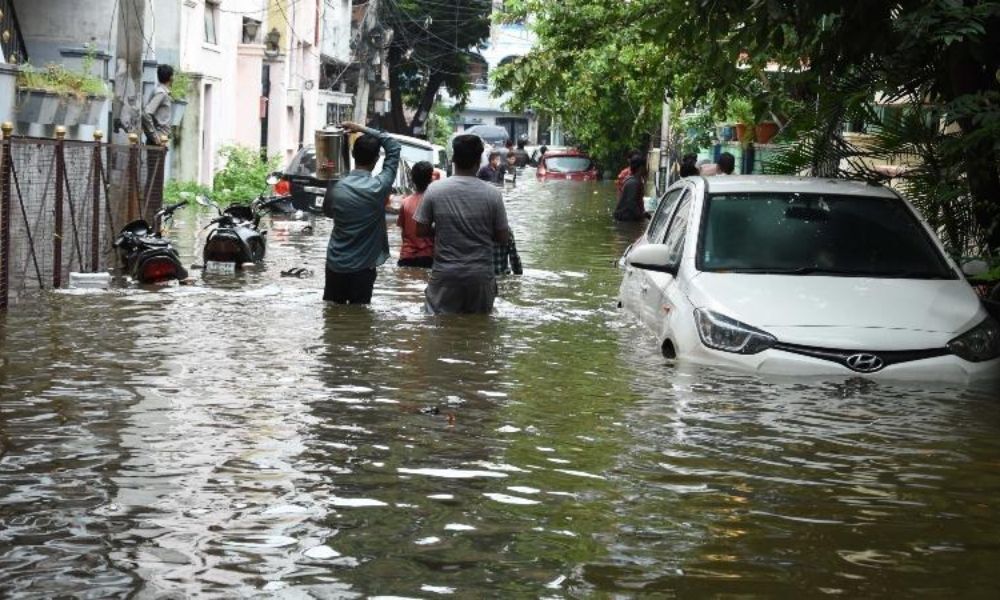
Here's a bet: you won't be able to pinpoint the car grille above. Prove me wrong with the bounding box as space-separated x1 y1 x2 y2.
772 342 951 373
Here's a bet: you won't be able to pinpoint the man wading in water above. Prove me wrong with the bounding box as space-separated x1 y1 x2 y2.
415 134 510 314
322 122 401 304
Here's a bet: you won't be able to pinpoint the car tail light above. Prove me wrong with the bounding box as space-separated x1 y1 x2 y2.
273 178 291 197
138 257 180 283
206 237 243 263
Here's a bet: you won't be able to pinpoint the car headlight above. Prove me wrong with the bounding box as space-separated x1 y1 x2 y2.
694 309 777 355
948 316 1000 362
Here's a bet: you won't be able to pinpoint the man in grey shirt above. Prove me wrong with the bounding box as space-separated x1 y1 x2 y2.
415 134 509 314
142 65 174 147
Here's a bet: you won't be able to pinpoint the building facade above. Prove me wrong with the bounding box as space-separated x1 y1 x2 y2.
443 1 540 143
0 0 356 186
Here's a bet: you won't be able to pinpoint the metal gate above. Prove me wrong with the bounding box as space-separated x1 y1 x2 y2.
0 126 166 310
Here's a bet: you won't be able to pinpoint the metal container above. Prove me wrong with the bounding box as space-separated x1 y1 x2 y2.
315 126 350 180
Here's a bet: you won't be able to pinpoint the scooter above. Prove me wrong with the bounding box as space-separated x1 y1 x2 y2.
196 195 270 274
113 200 189 283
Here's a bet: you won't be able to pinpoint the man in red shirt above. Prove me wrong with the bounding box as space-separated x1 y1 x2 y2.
616 149 645 194
396 161 435 268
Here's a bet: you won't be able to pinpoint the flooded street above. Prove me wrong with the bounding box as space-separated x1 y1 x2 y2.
1 175 999 598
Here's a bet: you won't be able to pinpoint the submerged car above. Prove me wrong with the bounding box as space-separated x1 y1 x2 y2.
536 150 599 180
270 133 436 213
619 176 1000 384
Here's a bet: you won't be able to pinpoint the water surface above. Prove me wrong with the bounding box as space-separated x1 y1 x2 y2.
1 175 998 598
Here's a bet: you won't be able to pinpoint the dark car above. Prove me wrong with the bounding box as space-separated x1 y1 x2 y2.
536 150 599 181
462 125 511 147
271 141 418 214
271 147 326 213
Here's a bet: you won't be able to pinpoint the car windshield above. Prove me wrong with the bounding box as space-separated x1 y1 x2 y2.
399 144 433 165
545 156 592 173
467 127 509 145
288 149 316 176
700 192 956 279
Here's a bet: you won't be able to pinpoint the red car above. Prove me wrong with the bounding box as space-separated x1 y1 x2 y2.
536 151 599 180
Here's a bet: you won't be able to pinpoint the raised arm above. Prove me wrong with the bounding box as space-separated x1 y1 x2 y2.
341 121 401 198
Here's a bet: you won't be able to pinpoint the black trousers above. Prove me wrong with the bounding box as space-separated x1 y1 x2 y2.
324 268 377 304
397 256 434 268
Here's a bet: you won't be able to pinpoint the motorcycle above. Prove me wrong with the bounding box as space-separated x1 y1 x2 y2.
196 195 273 274
113 200 189 283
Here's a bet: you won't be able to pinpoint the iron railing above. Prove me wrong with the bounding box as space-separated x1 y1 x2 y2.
0 128 166 310
0 0 28 65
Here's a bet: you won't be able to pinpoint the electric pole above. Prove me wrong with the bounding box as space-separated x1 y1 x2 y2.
111 0 148 143
658 89 672 195
353 0 379 124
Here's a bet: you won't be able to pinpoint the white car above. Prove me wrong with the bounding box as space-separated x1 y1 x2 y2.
373 133 447 180
619 176 1000 384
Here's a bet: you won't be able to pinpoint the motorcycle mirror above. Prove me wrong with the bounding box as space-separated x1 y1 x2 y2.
194 195 221 214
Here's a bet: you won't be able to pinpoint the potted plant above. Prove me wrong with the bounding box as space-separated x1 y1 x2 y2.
727 97 755 143
755 119 780 144
170 71 193 127
16 59 110 127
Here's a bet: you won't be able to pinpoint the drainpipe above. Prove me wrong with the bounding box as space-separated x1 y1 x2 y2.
260 64 271 160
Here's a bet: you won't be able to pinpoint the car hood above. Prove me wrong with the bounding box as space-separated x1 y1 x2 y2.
687 273 981 334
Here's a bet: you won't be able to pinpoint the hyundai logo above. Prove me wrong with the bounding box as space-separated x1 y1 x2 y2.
845 353 885 373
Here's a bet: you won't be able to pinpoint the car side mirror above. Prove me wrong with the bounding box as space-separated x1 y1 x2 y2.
626 244 678 275
962 259 989 278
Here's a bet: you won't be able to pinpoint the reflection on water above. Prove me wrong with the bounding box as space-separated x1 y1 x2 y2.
1 176 999 597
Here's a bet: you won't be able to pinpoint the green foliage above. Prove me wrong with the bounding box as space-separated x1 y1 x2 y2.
726 98 754 127
171 71 194 102
679 111 716 156
496 0 1000 251
382 0 492 134
17 63 109 100
427 103 455 147
164 180 211 205
211 146 281 206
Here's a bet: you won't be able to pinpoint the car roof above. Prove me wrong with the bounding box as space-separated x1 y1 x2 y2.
544 150 589 158
389 132 434 150
701 176 898 198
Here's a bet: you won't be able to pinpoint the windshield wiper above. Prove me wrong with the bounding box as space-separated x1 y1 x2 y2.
722 266 953 278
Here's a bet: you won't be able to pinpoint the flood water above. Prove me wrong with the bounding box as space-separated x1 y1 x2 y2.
1 174 999 598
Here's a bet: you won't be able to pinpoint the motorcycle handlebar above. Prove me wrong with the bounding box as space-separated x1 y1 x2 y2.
158 200 189 216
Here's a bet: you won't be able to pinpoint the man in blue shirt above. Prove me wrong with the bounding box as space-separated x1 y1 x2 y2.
322 122 401 304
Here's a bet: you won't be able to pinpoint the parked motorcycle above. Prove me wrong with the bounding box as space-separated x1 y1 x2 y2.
196 195 271 274
113 200 189 283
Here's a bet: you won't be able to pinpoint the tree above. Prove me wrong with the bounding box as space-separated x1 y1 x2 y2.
496 0 1000 252
381 0 492 137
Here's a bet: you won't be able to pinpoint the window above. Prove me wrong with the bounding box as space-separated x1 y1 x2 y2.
647 188 684 244
325 103 352 126
399 142 434 165
543 156 592 173
466 55 489 89
204 1 219 45
663 196 692 266
699 192 955 278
